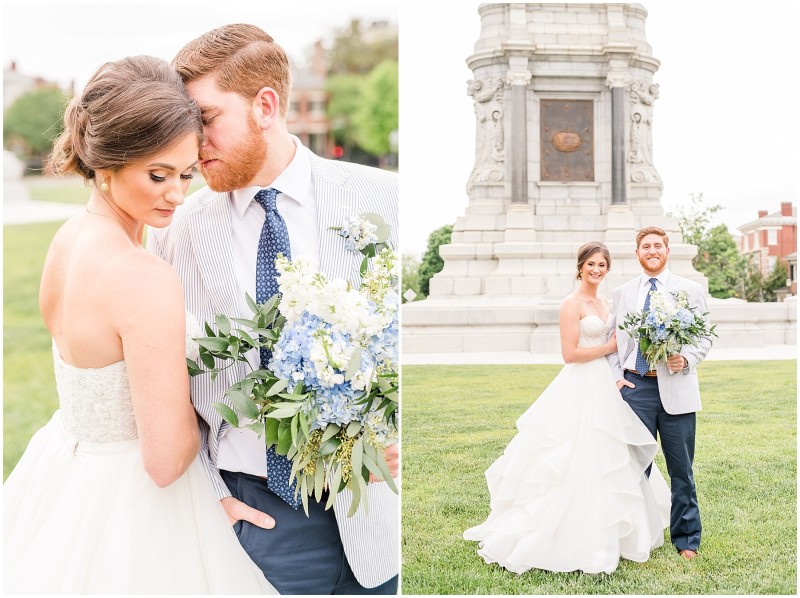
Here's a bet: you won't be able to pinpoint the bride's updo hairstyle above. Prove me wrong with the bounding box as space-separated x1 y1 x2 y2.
47 55 202 181
576 241 611 280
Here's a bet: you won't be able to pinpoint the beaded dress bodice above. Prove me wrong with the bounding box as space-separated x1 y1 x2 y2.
578 315 611 349
53 314 201 443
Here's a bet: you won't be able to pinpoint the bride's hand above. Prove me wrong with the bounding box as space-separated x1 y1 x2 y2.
220 496 275 529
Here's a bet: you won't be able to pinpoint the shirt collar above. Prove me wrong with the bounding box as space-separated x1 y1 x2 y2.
641 269 670 288
230 135 311 217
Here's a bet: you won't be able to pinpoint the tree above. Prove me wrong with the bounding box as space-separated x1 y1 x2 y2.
326 73 366 157
353 60 398 159
328 19 398 76
401 253 422 302
693 224 749 299
418 224 454 297
3 87 69 167
671 192 787 302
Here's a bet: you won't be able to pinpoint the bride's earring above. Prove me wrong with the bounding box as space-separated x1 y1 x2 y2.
100 179 109 192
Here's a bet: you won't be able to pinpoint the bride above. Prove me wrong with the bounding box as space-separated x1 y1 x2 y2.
464 242 670 575
3 56 276 594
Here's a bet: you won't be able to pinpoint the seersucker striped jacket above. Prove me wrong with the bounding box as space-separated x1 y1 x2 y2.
148 152 400 588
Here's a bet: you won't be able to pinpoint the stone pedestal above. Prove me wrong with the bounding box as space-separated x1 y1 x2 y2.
402 3 795 356
405 4 703 353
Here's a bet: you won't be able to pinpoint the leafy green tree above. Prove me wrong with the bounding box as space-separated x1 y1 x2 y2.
401 253 422 302
353 60 398 159
328 19 398 76
671 192 789 302
419 224 454 297
326 74 366 153
3 87 69 164
693 224 749 299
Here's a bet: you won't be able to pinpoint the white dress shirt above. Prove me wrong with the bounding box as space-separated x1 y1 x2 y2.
217 137 319 476
622 270 671 371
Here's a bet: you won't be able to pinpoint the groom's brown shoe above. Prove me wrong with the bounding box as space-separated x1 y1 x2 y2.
678 549 698 560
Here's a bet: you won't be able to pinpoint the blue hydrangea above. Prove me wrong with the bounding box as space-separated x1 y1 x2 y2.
676 308 695 329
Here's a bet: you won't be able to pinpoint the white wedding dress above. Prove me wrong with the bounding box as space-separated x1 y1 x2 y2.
3 317 277 594
464 315 671 575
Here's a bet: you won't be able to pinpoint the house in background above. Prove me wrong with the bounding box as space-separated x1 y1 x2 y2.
738 201 797 295
287 41 332 159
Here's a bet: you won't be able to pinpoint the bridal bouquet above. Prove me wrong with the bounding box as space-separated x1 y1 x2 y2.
619 289 716 372
187 214 398 517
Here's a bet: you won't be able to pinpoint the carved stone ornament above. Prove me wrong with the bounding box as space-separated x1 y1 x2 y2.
627 79 662 186
466 76 506 193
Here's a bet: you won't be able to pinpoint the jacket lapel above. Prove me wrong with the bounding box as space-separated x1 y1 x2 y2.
189 193 239 317
311 156 362 285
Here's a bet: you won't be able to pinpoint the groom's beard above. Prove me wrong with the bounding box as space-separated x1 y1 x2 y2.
199 116 267 193
638 252 667 275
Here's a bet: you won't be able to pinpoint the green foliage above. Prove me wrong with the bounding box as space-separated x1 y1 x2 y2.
419 224 454 296
4 222 63 479
327 73 366 150
401 253 423 302
3 87 69 159
693 224 750 299
402 362 797 594
352 60 398 158
328 19 398 76
670 192 778 301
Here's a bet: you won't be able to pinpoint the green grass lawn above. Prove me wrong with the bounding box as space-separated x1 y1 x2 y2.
24 176 206 204
401 363 797 595
4 222 63 477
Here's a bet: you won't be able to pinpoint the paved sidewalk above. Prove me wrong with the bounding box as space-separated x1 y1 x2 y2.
402 344 796 365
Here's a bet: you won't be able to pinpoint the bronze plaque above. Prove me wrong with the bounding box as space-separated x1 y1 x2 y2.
540 100 594 181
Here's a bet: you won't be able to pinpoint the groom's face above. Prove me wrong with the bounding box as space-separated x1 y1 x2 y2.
636 233 670 275
185 75 267 192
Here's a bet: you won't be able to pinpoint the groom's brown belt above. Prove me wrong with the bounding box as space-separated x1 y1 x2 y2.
626 368 658 378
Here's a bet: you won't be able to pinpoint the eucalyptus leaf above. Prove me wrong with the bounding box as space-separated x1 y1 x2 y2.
318 436 342 457
277 424 292 454
186 359 204 377
212 403 239 428
321 424 341 444
215 314 231 336
246 421 265 437
346 421 361 437
196 337 229 353
265 408 300 420
231 316 258 328
245 293 258 313
226 388 259 420
314 459 325 500
200 350 216 370
264 418 279 446
373 445 398 493
351 436 364 482
326 465 343 510
267 378 289 397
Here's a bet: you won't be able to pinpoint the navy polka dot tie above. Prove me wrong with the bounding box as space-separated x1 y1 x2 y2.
254 188 299 509
635 278 659 375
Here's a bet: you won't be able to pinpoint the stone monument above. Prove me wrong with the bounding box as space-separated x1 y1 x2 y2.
402 3 795 354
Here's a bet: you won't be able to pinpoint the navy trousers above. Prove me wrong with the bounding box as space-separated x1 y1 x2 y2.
222 470 398 595
620 371 701 552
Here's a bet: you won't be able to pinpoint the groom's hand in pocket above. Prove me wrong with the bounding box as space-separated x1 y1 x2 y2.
369 443 399 482
221 496 275 530
617 379 635 391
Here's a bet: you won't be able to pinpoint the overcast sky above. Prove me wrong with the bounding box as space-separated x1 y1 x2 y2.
3 1 797 256
2 0 397 89
399 0 798 254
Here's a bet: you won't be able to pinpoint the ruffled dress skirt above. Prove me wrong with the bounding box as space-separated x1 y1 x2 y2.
464 358 671 574
4 411 276 594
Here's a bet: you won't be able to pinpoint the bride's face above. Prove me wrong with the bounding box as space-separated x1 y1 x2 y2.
580 251 609 285
104 133 199 228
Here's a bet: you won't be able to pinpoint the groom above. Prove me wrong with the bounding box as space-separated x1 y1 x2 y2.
149 24 399 594
607 226 712 560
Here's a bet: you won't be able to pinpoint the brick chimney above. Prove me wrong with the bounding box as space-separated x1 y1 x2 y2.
780 202 793 216
758 210 768 218
311 40 327 79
